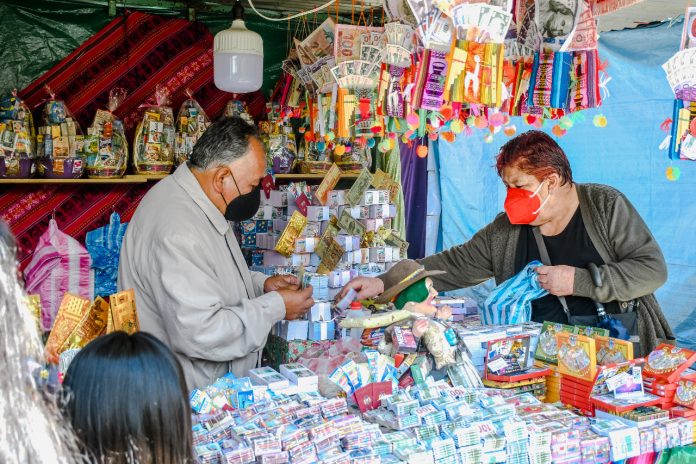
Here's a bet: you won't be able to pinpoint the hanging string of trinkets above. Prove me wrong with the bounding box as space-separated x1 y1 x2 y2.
660 6 696 181
265 0 615 170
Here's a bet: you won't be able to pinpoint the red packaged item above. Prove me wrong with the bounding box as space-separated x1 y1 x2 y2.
643 344 696 383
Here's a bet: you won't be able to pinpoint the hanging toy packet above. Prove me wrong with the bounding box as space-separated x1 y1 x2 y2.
84 88 129 178
0 90 35 178
37 85 85 179
133 85 175 176
175 88 211 166
225 99 254 125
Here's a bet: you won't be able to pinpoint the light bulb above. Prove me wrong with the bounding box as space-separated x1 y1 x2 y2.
213 1 264 93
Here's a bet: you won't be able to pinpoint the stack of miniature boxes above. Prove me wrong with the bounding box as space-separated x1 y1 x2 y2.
534 322 575 404
642 344 696 416
246 186 401 276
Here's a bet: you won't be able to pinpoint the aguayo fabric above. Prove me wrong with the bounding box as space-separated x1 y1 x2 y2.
0 184 149 272
2 11 267 272
482 260 548 326
17 11 266 139
85 211 128 298
24 219 93 331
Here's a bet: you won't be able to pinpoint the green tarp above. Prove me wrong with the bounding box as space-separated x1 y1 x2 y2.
0 0 293 96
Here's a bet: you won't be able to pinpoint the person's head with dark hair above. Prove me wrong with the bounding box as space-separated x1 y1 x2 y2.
496 130 577 227
62 331 193 464
189 116 266 222
0 219 82 464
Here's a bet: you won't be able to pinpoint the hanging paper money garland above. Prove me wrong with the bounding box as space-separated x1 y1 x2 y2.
264 0 612 171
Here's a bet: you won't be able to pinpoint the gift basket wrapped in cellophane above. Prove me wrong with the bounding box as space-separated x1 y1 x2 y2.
84 88 129 178
36 86 85 179
132 85 176 176
174 88 211 166
0 90 35 178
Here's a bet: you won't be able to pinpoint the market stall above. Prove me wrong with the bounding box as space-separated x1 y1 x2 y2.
2 0 696 463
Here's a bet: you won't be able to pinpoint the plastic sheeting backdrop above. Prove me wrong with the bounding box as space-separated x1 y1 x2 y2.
435 21 696 349
0 0 291 96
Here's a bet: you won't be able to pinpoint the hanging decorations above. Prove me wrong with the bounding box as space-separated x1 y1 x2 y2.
662 7 696 163
265 0 614 175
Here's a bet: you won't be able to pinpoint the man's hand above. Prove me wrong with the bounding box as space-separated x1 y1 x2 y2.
264 274 300 293
278 286 314 320
336 276 385 300
536 265 575 296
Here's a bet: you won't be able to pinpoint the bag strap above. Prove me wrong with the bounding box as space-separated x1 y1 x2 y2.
532 227 571 320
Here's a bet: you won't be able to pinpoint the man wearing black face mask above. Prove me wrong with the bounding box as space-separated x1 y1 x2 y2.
118 117 315 390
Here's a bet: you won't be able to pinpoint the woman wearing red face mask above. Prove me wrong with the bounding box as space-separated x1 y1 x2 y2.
339 130 673 356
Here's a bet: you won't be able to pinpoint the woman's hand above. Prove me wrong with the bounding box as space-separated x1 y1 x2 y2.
336 276 385 300
536 265 575 296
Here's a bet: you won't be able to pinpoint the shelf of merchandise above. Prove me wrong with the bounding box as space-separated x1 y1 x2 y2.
0 175 165 185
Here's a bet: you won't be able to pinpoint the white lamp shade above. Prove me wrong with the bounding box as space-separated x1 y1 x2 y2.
214 19 264 93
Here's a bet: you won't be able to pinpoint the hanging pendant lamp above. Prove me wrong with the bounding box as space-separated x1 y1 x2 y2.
213 0 264 93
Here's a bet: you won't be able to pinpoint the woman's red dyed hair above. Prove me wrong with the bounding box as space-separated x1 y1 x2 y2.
496 130 573 185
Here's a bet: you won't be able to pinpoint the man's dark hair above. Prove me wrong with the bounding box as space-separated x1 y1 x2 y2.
190 116 259 170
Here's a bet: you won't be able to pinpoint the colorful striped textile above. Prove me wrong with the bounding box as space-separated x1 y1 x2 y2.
2 11 266 271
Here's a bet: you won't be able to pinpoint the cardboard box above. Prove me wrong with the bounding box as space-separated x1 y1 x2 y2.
275 320 309 341
249 366 290 391
309 321 335 341
327 190 347 207
294 236 317 253
280 363 319 387
263 251 310 267
310 301 332 322
369 204 392 219
307 206 330 222
269 190 288 207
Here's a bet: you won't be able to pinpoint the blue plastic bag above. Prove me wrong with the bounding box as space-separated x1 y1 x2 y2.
85 212 128 297
482 261 548 325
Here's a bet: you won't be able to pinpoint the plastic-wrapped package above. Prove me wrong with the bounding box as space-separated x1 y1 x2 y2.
36 86 85 179
24 218 94 332
268 126 297 174
85 212 128 297
132 85 175 176
225 99 254 125
84 88 129 178
175 89 211 166
0 91 35 178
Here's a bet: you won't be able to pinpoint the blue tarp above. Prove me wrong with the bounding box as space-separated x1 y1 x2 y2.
433 21 696 348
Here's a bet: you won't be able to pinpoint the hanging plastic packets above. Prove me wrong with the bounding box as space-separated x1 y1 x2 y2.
133 85 175 176
225 99 254 125
462 42 486 104
480 43 505 108
528 51 555 108
85 212 128 298
268 126 297 174
84 88 129 178
418 49 449 111
0 91 35 178
482 260 547 326
24 218 94 332
36 86 85 179
175 89 211 166
568 49 601 113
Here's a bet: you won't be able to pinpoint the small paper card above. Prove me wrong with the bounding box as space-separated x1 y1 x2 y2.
262 174 275 199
